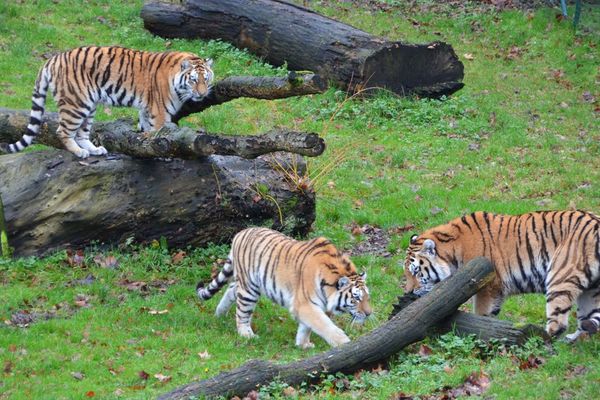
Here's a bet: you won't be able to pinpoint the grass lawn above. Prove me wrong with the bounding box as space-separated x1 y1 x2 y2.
0 0 599 399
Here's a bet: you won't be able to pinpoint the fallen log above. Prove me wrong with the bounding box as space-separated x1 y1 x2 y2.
390 294 549 346
141 0 464 98
158 258 495 400
0 108 324 159
0 148 314 257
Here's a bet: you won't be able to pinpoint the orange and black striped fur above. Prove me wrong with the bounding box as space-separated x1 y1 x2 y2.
2 46 213 158
404 211 600 341
197 227 372 348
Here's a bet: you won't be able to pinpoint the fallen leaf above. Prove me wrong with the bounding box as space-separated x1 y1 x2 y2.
148 309 169 315
282 386 297 397
138 370 150 380
353 199 364 209
71 371 85 380
154 373 172 383
171 251 186 264
418 344 433 357
198 350 211 359
93 254 119 269
113 389 124 396
66 249 86 267
463 53 474 60
85 391 95 398
3 360 13 374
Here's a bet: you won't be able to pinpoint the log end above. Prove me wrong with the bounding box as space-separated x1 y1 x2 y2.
360 41 464 98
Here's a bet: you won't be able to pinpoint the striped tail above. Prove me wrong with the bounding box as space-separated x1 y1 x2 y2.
7 65 50 153
196 256 234 300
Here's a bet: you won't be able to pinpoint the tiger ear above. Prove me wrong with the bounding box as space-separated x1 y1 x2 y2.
423 239 436 255
410 235 418 244
181 59 191 71
359 271 367 281
337 276 350 289
205 58 213 68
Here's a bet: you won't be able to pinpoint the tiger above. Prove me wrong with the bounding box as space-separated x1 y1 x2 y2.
196 227 372 348
1 46 213 158
403 210 600 341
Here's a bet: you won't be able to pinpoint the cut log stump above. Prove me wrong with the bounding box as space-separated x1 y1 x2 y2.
157 257 495 400
141 0 465 98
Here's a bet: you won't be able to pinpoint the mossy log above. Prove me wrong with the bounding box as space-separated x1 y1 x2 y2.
141 0 464 98
390 294 549 345
0 149 314 257
158 258 495 400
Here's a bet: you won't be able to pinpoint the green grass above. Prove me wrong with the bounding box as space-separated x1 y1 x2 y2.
1 0 599 399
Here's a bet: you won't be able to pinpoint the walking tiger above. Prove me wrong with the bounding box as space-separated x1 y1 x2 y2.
197 227 372 348
2 46 213 158
404 210 600 341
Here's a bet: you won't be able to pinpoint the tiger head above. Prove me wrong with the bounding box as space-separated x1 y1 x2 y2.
404 235 452 297
176 57 214 102
329 272 372 324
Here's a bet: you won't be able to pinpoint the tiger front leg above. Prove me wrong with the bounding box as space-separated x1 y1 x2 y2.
295 322 314 349
295 305 350 347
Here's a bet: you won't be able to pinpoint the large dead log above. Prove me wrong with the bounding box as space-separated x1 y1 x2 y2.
0 149 314 257
390 294 549 346
141 0 465 98
158 258 495 400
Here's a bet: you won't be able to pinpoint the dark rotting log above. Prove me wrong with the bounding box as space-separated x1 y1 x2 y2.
141 0 465 99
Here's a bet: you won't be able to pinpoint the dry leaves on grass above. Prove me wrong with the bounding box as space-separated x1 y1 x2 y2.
92 254 119 269
390 371 491 400
66 249 86 267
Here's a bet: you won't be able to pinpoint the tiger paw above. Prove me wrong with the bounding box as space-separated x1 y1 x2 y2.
89 146 108 156
76 148 90 159
300 341 315 349
238 326 257 339
546 320 567 338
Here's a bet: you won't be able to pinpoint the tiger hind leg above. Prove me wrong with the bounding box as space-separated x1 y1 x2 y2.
566 287 600 342
235 286 260 338
215 282 236 316
545 278 583 338
56 111 90 158
75 107 107 156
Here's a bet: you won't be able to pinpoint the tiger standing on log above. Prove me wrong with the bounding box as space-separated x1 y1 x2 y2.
403 210 600 341
196 227 372 348
1 46 214 158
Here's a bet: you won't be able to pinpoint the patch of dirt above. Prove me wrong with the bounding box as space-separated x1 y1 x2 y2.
348 224 392 257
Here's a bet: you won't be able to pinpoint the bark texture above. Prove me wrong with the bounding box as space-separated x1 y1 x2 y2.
0 149 314 257
0 108 325 159
158 258 495 400
390 294 549 345
141 0 464 98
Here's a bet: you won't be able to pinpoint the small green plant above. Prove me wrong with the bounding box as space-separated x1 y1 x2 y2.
0 193 11 258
